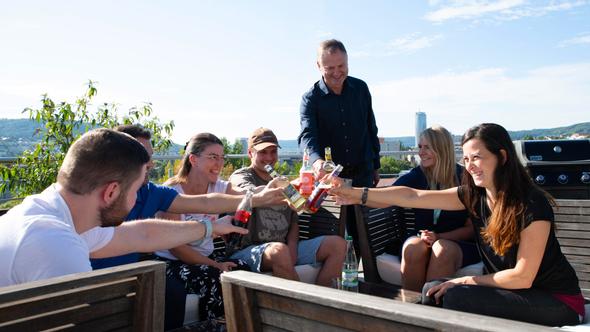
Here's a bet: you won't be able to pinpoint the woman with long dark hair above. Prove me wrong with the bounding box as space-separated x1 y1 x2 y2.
331 123 583 326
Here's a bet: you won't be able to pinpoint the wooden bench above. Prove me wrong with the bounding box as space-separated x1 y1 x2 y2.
553 199 590 299
0 260 166 331
355 199 590 300
221 270 554 332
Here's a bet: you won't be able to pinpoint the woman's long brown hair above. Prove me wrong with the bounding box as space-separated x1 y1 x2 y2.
460 123 552 256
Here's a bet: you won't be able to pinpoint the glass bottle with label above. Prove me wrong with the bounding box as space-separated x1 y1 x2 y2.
264 164 307 212
305 164 343 213
299 148 314 197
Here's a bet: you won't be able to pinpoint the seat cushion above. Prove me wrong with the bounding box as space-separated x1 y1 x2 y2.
376 253 484 286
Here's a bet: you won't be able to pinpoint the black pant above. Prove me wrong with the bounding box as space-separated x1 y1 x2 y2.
422 279 580 326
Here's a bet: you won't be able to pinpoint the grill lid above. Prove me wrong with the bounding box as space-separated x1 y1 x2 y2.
514 139 590 165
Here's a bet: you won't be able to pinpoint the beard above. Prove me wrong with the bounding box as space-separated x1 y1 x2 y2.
99 191 130 227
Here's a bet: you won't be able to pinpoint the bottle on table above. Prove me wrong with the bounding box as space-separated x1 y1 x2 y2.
264 164 307 212
299 148 314 197
322 147 336 173
341 235 359 292
225 189 253 257
305 164 343 213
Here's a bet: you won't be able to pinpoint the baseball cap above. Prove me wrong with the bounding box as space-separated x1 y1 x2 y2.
248 128 281 150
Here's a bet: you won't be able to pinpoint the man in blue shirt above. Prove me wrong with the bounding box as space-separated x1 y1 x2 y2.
298 39 381 253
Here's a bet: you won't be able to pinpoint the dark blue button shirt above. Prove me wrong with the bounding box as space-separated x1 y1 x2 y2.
90 182 178 269
298 76 380 186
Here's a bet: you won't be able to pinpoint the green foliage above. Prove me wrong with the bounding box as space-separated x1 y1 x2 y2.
379 156 412 175
0 81 174 197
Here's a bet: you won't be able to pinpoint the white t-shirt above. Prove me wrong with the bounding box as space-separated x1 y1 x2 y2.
0 184 114 287
155 180 228 260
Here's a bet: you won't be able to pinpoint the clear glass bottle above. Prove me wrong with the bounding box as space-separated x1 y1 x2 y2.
264 164 307 212
322 146 336 173
341 235 359 292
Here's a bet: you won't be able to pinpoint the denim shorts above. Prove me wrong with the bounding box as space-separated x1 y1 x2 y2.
230 235 326 272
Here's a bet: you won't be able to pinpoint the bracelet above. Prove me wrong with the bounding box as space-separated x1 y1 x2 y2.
193 220 213 246
203 219 213 239
361 187 369 205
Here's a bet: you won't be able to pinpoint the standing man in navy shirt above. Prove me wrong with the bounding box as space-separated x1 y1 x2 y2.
298 39 381 254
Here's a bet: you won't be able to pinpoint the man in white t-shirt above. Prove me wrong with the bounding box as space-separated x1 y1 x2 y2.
0 128 251 287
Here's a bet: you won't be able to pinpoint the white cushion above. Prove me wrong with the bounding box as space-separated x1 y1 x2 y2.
184 263 321 323
376 253 484 286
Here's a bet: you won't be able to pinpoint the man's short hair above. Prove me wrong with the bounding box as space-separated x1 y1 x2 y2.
57 128 150 195
114 124 152 140
318 39 347 56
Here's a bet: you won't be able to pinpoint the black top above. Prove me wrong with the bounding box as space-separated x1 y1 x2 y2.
298 76 380 184
394 165 470 238
458 186 580 295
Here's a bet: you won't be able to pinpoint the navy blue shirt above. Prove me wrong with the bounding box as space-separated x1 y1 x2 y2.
91 182 178 269
298 76 380 186
394 165 469 239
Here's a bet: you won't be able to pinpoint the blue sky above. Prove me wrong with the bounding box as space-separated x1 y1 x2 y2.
1 0 589 143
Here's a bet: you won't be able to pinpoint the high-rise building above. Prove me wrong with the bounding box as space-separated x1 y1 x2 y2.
415 112 426 147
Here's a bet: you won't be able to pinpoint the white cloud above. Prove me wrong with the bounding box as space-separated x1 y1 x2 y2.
350 33 443 58
559 32 590 47
424 0 588 23
370 62 590 136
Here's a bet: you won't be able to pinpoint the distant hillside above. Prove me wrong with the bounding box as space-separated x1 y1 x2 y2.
508 122 590 140
1 118 589 157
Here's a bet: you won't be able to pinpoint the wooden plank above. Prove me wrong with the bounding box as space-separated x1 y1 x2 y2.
221 279 261 332
570 262 590 273
0 296 133 331
561 246 590 256
257 293 431 332
68 311 132 331
0 278 136 322
555 199 590 208
260 308 355 332
555 215 590 224
555 230 590 239
557 238 590 247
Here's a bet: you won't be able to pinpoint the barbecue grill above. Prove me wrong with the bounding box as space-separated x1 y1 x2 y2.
514 139 590 199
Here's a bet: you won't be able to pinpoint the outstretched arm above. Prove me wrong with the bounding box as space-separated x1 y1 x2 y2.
89 218 248 259
167 185 284 214
330 185 465 210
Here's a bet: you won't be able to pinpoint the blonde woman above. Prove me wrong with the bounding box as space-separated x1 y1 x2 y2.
392 125 479 291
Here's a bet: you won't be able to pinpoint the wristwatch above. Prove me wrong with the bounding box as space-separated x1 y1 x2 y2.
361 187 369 205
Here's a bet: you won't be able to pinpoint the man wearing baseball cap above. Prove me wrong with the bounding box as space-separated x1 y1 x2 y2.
228 128 346 287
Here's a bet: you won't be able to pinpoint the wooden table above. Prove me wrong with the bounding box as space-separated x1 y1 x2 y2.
359 279 422 303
